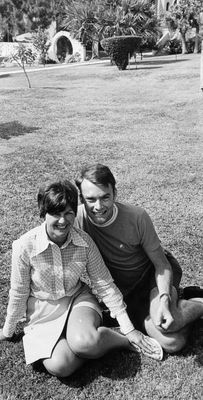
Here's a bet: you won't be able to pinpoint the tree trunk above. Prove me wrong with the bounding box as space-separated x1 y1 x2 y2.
91 40 99 59
193 27 199 54
201 40 203 91
23 64 32 88
180 32 188 54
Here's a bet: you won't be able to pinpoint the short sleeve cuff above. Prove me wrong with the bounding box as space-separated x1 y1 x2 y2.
3 322 15 338
116 311 135 335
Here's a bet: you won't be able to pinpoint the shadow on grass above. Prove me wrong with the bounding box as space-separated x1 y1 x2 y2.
104 63 162 71
11 331 24 343
33 349 141 388
41 87 67 90
60 351 141 388
139 58 189 66
190 320 203 366
0 121 40 140
104 57 188 70
0 74 11 78
127 58 189 70
127 66 162 71
164 319 203 366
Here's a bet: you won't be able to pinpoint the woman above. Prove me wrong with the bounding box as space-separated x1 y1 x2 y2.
0 180 162 377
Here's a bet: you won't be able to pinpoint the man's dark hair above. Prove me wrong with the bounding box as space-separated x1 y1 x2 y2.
37 180 78 218
75 163 116 195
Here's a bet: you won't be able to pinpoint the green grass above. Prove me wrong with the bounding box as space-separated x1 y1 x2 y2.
0 54 203 400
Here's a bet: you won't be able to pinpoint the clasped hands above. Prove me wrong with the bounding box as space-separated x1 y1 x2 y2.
154 295 174 332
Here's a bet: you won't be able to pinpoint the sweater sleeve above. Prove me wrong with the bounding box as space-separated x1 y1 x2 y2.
3 240 31 337
138 209 161 251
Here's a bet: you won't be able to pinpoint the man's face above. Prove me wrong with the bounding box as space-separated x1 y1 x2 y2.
45 205 75 246
80 179 116 225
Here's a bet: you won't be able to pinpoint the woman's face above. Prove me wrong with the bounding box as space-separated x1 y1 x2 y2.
45 205 75 247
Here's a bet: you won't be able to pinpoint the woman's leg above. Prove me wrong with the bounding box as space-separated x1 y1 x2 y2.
66 305 131 359
42 305 131 377
42 336 85 378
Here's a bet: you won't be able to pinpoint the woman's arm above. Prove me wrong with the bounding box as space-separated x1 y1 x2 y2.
2 240 31 338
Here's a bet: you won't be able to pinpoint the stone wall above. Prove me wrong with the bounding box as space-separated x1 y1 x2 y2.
0 42 36 59
0 31 86 64
48 31 86 62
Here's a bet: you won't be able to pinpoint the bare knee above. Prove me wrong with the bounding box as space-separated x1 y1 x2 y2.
43 357 73 378
68 329 99 358
159 333 187 354
145 317 188 354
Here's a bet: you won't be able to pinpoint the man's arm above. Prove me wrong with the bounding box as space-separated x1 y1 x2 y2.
84 233 163 358
145 246 174 330
147 246 173 296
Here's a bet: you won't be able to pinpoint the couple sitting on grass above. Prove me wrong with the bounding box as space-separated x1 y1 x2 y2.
1 163 203 378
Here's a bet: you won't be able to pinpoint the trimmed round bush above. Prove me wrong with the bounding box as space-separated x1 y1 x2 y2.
101 36 142 70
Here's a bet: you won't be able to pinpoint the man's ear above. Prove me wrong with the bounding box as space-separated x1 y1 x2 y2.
113 188 117 200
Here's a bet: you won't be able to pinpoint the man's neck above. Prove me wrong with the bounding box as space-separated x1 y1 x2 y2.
87 204 118 227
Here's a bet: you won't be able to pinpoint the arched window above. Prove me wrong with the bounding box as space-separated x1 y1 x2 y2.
166 2 170 11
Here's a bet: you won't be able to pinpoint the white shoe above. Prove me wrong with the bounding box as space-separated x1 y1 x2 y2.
141 337 163 361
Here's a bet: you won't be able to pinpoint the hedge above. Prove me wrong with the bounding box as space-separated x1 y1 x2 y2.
101 36 142 70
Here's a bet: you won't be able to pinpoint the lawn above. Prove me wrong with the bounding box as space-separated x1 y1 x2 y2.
0 53 203 400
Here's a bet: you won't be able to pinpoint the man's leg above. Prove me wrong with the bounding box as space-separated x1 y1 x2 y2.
144 286 203 353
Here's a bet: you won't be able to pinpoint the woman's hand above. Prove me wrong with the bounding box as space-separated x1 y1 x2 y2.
0 328 9 341
126 329 163 360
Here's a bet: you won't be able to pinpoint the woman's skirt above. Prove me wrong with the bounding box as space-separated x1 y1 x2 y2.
23 284 102 365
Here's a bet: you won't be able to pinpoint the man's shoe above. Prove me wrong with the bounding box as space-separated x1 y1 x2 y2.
182 286 203 300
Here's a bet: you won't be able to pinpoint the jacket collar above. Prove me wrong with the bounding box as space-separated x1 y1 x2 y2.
35 223 88 255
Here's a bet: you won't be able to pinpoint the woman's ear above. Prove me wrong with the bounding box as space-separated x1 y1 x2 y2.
79 193 84 204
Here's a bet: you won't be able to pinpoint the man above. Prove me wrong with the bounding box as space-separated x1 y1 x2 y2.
75 163 203 354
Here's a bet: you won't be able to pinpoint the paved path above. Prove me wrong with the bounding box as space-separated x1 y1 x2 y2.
0 59 109 77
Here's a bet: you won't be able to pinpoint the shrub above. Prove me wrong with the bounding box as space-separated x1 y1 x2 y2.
65 52 81 63
101 36 142 70
154 37 202 56
168 38 182 54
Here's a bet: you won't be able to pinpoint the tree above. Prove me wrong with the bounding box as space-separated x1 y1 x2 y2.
165 0 203 54
188 0 203 53
0 0 17 41
62 0 103 59
100 0 160 49
20 0 55 31
9 44 36 87
32 27 50 65
62 0 159 59
0 0 61 40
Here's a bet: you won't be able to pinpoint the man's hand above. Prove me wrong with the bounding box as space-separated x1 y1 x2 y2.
155 295 174 331
0 328 9 341
126 329 163 360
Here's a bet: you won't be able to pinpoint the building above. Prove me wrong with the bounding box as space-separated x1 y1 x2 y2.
156 0 178 17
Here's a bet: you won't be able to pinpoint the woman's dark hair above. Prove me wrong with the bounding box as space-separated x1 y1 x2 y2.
75 163 116 195
37 180 78 218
